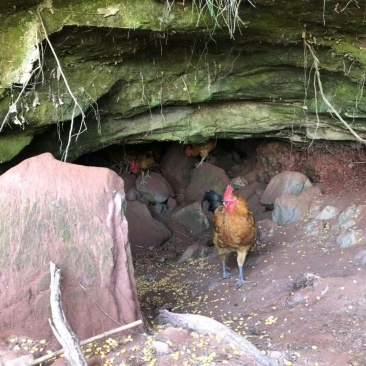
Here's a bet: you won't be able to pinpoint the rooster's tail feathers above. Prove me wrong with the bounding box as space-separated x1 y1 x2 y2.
202 190 223 213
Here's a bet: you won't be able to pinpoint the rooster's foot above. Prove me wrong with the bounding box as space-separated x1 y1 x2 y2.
195 156 206 168
138 171 150 186
236 279 253 288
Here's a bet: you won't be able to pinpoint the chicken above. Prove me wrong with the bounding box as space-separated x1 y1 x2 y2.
202 185 256 287
130 153 157 185
103 146 132 174
185 139 216 167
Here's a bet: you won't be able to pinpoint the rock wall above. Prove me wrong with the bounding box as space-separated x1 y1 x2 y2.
0 0 366 166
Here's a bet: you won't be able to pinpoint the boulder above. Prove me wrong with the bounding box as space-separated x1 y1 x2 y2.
185 163 230 203
261 171 312 206
120 171 137 195
338 204 366 231
236 182 258 201
126 200 171 250
272 186 322 225
336 230 359 248
236 182 266 216
315 205 340 220
159 142 196 193
336 204 366 247
135 172 175 203
172 202 210 234
243 168 258 185
0 153 141 343
230 176 249 190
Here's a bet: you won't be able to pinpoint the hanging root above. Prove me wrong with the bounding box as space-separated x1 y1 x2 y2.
304 37 366 145
37 6 87 161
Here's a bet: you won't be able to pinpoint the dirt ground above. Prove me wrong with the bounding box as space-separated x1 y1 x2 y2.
11 187 365 366
109 187 365 366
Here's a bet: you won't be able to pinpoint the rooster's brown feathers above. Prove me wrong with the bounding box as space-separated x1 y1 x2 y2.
202 185 256 286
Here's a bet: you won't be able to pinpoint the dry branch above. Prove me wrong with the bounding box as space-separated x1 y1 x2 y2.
28 319 143 366
156 310 276 366
49 261 87 365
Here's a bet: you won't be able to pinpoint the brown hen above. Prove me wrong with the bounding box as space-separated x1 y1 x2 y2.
185 139 216 167
202 185 256 287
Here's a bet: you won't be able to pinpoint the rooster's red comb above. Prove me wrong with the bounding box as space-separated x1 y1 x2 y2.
223 185 234 201
185 146 192 156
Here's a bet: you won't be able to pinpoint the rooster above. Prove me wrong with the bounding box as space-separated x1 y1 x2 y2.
202 185 256 287
130 153 157 185
185 139 216 167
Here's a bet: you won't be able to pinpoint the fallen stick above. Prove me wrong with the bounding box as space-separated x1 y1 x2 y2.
156 310 276 366
28 319 143 366
48 262 87 365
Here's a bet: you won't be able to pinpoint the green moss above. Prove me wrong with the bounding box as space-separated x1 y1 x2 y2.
0 134 33 163
1 0 366 163
0 12 39 87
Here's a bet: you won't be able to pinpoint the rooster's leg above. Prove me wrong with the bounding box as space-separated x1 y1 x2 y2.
139 171 147 186
139 170 152 186
195 156 206 168
221 260 231 279
236 250 252 287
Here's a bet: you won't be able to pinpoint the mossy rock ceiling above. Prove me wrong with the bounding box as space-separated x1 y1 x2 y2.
0 0 366 164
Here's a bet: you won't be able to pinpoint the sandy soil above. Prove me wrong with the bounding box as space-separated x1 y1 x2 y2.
119 187 366 366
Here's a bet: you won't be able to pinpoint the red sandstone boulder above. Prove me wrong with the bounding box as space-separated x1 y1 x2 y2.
126 200 172 251
0 153 142 344
159 143 196 194
185 162 230 203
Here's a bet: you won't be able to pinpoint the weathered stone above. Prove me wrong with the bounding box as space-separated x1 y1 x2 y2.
305 219 324 235
243 169 258 185
338 204 366 231
150 202 166 215
338 204 358 229
185 163 230 203
354 250 366 265
126 200 171 250
261 171 312 206
151 340 170 355
166 197 178 213
0 153 141 344
308 198 323 219
120 171 137 194
135 172 175 203
156 327 190 344
236 182 259 201
1 0 366 165
336 230 358 248
0 135 32 163
159 142 197 194
230 176 249 189
315 205 340 220
172 202 210 234
272 186 322 226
